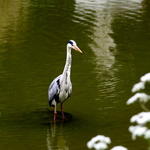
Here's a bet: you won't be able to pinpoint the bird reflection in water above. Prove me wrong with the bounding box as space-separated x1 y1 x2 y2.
46 121 70 150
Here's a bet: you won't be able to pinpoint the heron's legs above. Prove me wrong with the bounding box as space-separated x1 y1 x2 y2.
54 105 57 120
60 103 65 119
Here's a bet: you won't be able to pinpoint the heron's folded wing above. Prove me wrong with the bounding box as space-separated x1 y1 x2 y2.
48 74 62 101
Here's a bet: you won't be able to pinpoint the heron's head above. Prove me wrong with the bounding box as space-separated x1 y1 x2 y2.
67 40 82 53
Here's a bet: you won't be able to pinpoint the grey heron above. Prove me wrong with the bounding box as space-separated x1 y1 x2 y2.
48 40 82 120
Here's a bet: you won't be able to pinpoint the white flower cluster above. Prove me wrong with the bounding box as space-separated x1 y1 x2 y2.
132 73 150 93
127 73 150 141
131 112 150 125
87 135 111 150
87 135 127 150
129 112 150 140
110 146 128 150
129 125 150 140
127 93 150 105
127 73 150 105
141 73 150 83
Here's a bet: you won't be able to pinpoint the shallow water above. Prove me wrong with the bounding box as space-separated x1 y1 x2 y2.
0 0 150 150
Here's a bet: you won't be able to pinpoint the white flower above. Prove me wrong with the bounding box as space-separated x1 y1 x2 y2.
127 93 150 105
132 82 145 93
94 142 108 150
110 146 128 150
87 135 111 150
129 125 148 140
130 112 150 125
140 73 150 83
144 130 150 139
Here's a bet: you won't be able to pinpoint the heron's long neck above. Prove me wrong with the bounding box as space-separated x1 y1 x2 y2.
61 47 72 83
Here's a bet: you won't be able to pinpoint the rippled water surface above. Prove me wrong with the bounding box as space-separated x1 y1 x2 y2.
0 0 150 150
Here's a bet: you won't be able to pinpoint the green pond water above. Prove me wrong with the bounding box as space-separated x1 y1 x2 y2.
0 0 150 150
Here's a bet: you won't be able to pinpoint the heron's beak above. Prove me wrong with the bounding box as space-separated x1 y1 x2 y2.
73 45 82 53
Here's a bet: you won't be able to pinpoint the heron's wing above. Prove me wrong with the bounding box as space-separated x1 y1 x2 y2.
48 74 62 104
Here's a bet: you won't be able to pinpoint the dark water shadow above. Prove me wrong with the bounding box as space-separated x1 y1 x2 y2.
35 108 72 125
0 108 72 128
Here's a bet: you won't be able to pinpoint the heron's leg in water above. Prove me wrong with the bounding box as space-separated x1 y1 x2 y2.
54 105 57 120
60 103 65 118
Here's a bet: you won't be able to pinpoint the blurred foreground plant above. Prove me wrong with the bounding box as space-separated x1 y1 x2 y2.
87 73 150 150
127 73 150 144
87 135 127 150
127 73 150 111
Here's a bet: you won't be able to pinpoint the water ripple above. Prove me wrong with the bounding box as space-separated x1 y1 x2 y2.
74 0 143 98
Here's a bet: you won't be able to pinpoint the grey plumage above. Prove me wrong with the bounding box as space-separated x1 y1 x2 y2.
48 74 72 106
